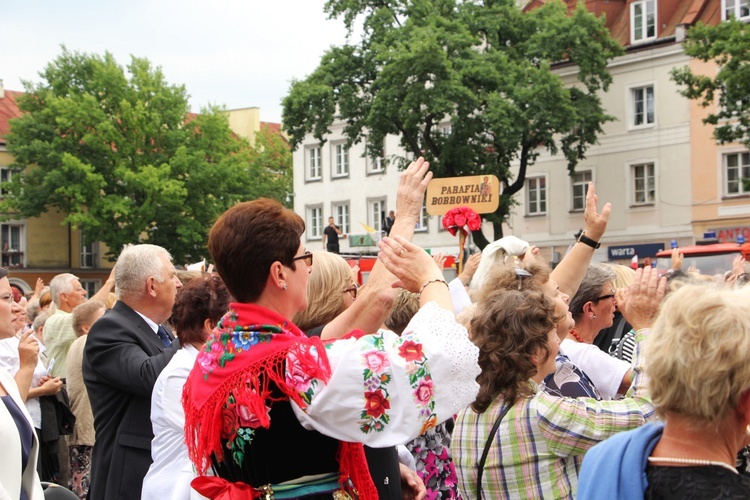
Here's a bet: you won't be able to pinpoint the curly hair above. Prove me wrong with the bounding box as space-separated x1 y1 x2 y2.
471 260 550 304
470 289 556 413
171 274 232 345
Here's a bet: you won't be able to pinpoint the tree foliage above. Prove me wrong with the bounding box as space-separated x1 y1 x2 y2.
671 19 750 149
5 48 291 262
282 0 622 246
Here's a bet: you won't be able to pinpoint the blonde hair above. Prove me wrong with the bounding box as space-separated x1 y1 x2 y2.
602 263 635 289
293 251 352 332
384 290 419 335
646 283 750 423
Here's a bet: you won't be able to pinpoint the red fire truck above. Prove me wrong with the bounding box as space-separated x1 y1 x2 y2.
655 232 750 276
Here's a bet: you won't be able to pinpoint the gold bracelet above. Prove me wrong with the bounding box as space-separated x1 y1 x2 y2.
419 278 449 296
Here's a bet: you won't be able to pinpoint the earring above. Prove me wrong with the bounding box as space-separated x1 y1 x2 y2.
592 314 597 319
282 284 288 290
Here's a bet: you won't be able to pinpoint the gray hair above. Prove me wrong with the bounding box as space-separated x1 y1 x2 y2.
26 299 41 323
568 263 616 315
115 244 173 300
33 310 51 331
49 273 79 306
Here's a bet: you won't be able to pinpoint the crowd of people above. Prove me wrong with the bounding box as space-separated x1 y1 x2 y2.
2 157 750 500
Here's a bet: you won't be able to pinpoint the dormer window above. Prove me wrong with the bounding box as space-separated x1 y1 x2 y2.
631 0 656 44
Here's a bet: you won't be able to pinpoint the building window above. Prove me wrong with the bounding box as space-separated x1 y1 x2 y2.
306 146 321 181
332 143 349 178
80 233 98 268
632 162 656 204
441 125 452 137
307 206 323 239
526 176 547 215
725 151 750 196
571 171 591 211
631 0 656 43
368 143 386 174
333 202 350 234
80 280 100 298
368 199 386 233
1 224 24 268
632 85 655 127
0 168 11 198
415 204 429 232
724 0 750 20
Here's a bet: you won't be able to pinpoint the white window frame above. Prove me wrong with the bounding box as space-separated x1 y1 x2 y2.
723 150 750 197
571 170 592 211
368 143 386 174
307 205 324 240
80 279 101 298
723 0 750 20
526 175 547 216
415 203 429 232
306 146 322 181
630 0 656 44
630 84 655 128
630 161 656 205
332 143 349 178
1 223 25 268
368 198 387 233
80 232 99 268
332 202 350 234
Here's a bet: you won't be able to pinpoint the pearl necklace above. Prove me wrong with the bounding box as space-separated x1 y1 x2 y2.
647 456 738 474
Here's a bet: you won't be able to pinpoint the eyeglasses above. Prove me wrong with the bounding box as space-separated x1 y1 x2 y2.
343 283 359 299
593 290 616 302
515 268 533 291
291 251 313 267
0 293 14 304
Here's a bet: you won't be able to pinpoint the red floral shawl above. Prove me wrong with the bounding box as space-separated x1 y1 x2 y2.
182 303 377 499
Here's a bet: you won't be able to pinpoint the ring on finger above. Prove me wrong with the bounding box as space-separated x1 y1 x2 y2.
399 248 405 256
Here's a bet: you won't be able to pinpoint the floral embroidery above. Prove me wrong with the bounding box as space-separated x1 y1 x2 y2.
286 344 323 405
196 310 276 380
359 333 392 433
396 334 438 434
221 394 272 466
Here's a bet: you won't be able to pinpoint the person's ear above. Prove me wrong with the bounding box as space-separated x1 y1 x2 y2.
146 276 159 298
583 301 595 318
269 261 287 291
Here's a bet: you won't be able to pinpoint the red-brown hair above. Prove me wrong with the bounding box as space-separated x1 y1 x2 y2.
208 198 305 303
171 274 231 345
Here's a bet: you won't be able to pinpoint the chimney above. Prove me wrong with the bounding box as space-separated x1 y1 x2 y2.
0 79 4 99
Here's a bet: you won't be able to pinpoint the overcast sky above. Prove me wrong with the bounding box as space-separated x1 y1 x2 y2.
2 0 352 123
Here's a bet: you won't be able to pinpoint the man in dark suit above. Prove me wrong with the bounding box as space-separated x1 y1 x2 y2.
83 244 182 500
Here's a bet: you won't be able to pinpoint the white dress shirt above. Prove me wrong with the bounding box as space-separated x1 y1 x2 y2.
142 344 199 500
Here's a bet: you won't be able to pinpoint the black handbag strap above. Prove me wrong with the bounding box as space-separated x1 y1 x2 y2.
476 403 513 499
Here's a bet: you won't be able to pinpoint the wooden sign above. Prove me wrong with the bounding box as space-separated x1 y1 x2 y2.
426 174 500 215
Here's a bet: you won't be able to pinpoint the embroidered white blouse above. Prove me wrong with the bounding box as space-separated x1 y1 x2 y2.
291 302 480 447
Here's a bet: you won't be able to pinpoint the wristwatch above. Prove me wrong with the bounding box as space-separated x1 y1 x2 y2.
577 231 600 250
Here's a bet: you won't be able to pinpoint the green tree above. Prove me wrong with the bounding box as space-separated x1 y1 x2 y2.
4 48 291 262
282 0 621 247
671 19 750 148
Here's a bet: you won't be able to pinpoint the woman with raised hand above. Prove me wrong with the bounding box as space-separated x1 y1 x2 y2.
453 267 664 499
578 283 750 499
182 158 480 500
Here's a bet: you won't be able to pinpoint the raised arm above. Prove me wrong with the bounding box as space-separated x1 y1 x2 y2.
319 158 432 339
550 182 611 297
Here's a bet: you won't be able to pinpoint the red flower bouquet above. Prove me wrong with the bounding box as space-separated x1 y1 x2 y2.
441 206 482 236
